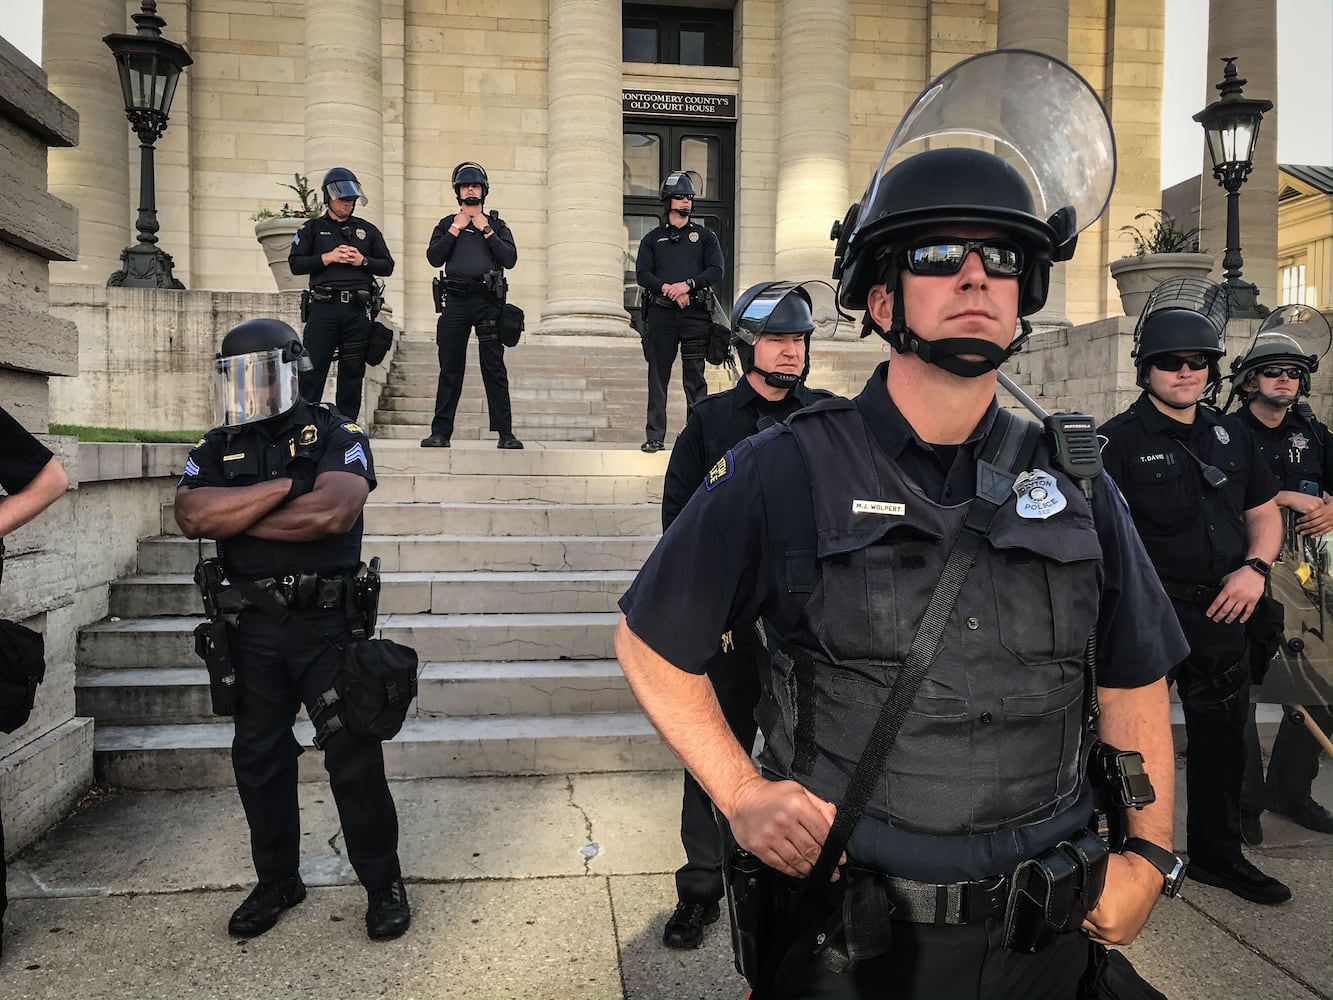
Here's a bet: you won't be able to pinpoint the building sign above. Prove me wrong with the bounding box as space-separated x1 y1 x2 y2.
622 90 737 120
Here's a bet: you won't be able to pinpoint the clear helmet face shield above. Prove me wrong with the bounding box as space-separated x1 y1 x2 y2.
838 49 1116 267
1237 303 1333 373
213 348 301 428
324 178 367 206
733 280 845 344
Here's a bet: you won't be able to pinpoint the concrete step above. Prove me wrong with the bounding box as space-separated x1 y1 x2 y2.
356 444 670 477
375 410 609 430
379 385 604 403
371 474 664 504
374 425 598 442
376 397 597 417
160 501 660 538
109 569 635 617
136 534 656 575
93 711 673 788
77 659 638 726
78 612 621 669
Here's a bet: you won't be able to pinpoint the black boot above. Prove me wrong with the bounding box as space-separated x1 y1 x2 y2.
228 875 307 937
662 900 720 949
366 877 411 940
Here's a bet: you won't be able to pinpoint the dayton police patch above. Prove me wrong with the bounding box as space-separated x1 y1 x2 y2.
1013 469 1067 520
341 422 365 435
1213 425 1231 445
705 450 734 491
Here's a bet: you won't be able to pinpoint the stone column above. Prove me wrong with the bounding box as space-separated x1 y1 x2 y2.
774 0 850 281
44 0 131 284
1201 0 1278 309
998 0 1070 325
305 0 383 208
541 0 632 336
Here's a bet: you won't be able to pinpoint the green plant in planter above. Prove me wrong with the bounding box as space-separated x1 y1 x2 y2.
252 173 321 222
1118 209 1205 256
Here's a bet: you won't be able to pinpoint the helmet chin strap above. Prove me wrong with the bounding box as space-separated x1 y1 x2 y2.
884 284 1030 378
752 366 800 390
670 206 691 219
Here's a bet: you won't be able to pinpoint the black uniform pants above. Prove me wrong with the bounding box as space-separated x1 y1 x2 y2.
1242 701 1332 813
1170 601 1251 865
431 295 511 440
300 300 371 421
231 607 400 891
675 630 763 906
760 912 1088 1000
643 305 709 443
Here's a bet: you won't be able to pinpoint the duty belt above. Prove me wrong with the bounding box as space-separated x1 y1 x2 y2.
242 573 353 611
1159 578 1221 605
310 287 370 306
846 869 1010 926
443 277 485 296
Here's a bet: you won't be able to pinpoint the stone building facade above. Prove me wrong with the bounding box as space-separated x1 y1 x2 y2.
43 0 1177 343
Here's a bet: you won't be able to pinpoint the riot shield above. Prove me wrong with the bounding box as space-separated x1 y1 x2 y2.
1259 515 1333 715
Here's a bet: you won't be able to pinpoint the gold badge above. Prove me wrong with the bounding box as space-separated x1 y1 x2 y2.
341 422 364 435
299 424 318 445
689 231 699 242
223 452 246 462
356 228 367 241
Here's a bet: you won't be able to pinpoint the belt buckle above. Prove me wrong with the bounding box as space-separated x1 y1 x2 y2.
339 290 352 304
961 875 1008 924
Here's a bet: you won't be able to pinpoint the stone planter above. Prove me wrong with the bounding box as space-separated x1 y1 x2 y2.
1108 252 1214 317
254 217 307 292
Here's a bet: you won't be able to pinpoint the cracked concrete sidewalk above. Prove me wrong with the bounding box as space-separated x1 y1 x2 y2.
2 765 1331 1000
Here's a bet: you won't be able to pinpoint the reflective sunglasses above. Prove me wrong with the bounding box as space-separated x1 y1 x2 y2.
900 238 1025 278
1258 365 1304 380
1151 353 1211 372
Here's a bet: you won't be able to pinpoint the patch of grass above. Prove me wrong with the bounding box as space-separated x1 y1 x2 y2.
51 424 204 444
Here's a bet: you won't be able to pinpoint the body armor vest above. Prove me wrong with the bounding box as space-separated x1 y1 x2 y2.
759 399 1102 837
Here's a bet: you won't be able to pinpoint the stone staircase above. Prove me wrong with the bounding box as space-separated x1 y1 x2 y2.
373 333 890 443
75 445 686 789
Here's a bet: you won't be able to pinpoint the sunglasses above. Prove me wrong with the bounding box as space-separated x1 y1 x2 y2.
900 238 1025 278
1151 354 1211 372
1258 366 1304 380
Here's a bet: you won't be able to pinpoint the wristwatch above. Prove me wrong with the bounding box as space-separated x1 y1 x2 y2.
1121 837 1186 898
481 225 494 237
1243 556 1272 578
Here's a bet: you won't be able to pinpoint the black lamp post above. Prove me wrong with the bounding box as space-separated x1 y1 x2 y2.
1192 56 1273 319
104 0 192 289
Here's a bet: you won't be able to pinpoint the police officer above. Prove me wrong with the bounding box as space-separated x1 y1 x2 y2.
635 170 724 453
0 406 68 960
422 161 522 450
1227 306 1333 840
618 52 1185 1000
289 167 395 422
1099 277 1289 905
175 319 410 941
660 281 834 950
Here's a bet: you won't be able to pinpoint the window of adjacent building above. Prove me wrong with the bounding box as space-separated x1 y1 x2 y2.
1280 262 1316 307
623 4 732 66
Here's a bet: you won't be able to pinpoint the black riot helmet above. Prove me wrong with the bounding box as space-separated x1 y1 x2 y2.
452 161 489 204
660 170 696 202
213 319 312 429
321 166 366 205
1227 303 1333 405
731 281 818 389
830 50 1115 378
1131 276 1229 406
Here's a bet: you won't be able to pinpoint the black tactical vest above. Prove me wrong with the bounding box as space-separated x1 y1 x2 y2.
758 399 1101 836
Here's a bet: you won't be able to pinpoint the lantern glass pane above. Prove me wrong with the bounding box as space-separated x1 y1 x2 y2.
1232 119 1258 164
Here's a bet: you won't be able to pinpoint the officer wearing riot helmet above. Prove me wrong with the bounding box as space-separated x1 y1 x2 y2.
175 319 410 941
635 170 724 453
659 281 834 950
619 51 1185 1000
1100 277 1289 905
289 167 394 422
422 162 522 449
1227 306 1333 841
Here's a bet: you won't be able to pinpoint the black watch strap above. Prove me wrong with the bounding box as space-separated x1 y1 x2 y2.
1244 556 1271 577
1121 837 1186 898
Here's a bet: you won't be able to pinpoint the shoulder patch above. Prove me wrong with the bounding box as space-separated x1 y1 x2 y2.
292 232 300 245
341 422 365 435
195 438 206 448
705 450 734 491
